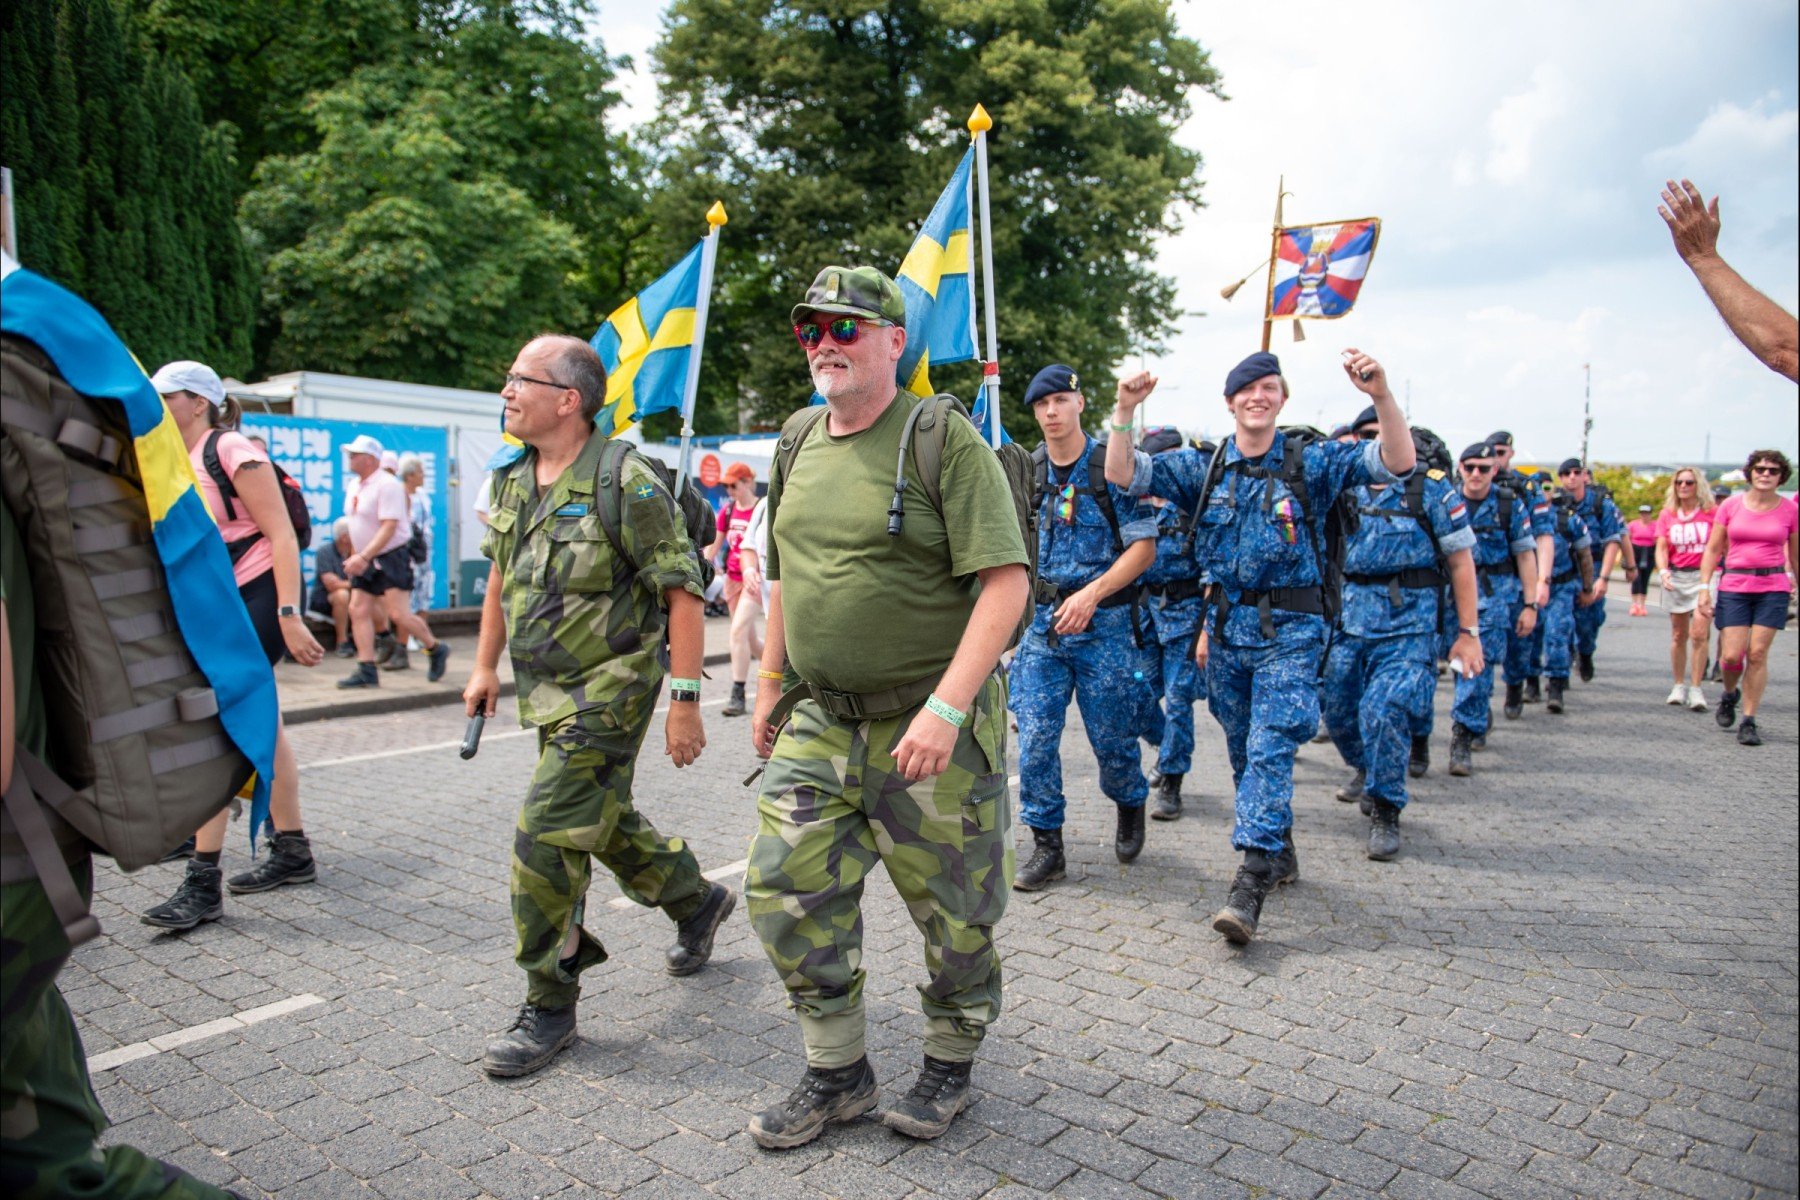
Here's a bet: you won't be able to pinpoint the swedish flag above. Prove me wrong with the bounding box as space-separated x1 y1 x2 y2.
896 148 976 397
591 240 704 436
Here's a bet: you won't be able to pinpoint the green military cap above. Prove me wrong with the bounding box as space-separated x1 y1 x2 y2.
792 265 908 329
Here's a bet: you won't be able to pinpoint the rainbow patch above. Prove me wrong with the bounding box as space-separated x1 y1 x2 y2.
1275 497 1299 543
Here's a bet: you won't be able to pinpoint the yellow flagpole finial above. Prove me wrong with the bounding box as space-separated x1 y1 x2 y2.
967 104 993 134
706 201 728 228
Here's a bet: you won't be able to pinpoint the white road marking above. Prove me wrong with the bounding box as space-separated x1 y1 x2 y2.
87 993 327 1073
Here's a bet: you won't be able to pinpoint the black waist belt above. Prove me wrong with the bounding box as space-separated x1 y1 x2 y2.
1343 568 1445 608
1035 580 1142 609
1210 583 1324 640
1146 577 1204 604
766 670 942 728
1726 565 1787 576
1477 559 1518 577
1552 568 1579 587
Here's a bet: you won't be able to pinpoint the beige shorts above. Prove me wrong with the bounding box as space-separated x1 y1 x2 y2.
1665 569 1705 615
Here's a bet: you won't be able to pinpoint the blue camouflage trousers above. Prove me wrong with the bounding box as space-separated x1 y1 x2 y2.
1010 605 1154 830
1143 626 1206 777
1574 586 1607 655
1206 621 1325 853
1541 580 1582 680
1504 605 1538 685
1452 605 1516 735
1322 631 1436 809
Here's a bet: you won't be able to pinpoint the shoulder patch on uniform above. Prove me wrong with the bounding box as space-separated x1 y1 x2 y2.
1426 468 1446 481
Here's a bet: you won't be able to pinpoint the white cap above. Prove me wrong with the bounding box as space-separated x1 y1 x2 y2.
379 450 400 472
149 360 226 406
342 434 384 458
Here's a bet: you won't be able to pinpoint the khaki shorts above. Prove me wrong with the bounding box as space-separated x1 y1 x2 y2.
1665 569 1705 615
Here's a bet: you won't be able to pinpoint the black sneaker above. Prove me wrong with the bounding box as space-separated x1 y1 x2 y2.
666 883 735 976
1716 690 1739 729
1335 768 1365 804
1212 856 1273 945
227 831 316 894
883 1056 973 1140
1408 735 1431 779
748 1058 879 1150
1737 717 1763 747
1578 652 1595 683
481 1003 577 1078
1150 773 1183 821
141 861 224 930
337 662 379 689
1012 827 1065 892
159 835 197 863
1367 800 1402 861
427 642 451 683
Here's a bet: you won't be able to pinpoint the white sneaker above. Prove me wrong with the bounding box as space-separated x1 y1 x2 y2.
1665 684 1687 706
1686 685 1708 712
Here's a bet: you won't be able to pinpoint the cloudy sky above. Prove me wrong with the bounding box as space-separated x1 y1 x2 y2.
591 0 1798 465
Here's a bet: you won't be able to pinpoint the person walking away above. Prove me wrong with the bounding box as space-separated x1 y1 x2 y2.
1698 451 1798 746
1104 350 1418 945
1009 363 1158 889
463 335 734 1079
745 266 1029 1147
1627 504 1658 616
336 435 450 687
709 463 764 715
1655 467 1717 710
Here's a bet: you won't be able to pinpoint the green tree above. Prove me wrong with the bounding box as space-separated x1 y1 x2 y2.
648 0 1222 436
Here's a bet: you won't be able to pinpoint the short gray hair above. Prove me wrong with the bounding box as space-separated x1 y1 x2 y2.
534 334 607 423
397 454 425 480
333 518 351 536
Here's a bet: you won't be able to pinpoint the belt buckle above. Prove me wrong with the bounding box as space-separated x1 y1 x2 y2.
817 687 865 721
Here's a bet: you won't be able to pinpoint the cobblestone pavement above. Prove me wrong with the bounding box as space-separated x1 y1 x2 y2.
69 599 1798 1199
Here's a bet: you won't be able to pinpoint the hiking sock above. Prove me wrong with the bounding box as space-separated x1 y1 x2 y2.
195 850 222 867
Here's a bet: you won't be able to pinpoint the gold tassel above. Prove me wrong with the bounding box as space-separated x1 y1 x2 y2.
1220 278 1245 301
1292 320 1306 342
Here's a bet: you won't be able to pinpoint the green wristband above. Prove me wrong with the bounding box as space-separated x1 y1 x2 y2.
924 694 967 728
669 677 702 692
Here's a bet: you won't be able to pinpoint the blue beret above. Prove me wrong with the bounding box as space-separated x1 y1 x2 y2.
1223 351 1282 398
1025 363 1081 407
1460 442 1493 463
1139 425 1184 456
1351 405 1378 431
1487 430 1514 447
1558 457 1584 475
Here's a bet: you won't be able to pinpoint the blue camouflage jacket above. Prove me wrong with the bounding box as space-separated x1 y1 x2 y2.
1338 472 1476 639
1034 436 1157 594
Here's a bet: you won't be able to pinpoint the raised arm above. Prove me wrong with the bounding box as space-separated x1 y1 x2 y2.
1660 180 1800 382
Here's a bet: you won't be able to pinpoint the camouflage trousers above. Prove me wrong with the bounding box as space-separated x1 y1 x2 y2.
1322 631 1437 809
2 867 233 1199
513 706 709 1008
746 675 1014 1068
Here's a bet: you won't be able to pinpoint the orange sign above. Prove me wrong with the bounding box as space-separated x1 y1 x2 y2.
698 454 722 488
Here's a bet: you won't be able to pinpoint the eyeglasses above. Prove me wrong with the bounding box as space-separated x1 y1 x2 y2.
504 372 570 392
1751 465 1782 476
1461 463 1495 475
1356 428 1379 441
793 316 889 350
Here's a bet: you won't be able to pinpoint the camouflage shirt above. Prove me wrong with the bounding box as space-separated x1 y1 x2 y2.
481 432 705 731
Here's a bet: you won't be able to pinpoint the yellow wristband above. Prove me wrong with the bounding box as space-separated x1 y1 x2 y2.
757 669 785 682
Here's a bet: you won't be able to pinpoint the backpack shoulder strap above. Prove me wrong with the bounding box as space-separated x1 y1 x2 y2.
592 436 640 573
774 405 831 491
1183 442 1228 554
201 429 239 520
1086 449 1125 552
1280 432 1312 522
907 393 969 515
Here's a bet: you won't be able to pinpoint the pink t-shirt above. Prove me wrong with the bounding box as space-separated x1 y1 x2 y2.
1717 493 1798 593
716 503 755 580
1627 519 1658 547
346 469 410 555
188 430 273 587
1655 506 1715 571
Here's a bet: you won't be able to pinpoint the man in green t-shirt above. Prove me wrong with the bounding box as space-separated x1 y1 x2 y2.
744 266 1030 1149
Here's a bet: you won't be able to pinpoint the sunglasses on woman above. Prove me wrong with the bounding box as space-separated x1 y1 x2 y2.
1675 478 1696 486
1751 464 1782 476
793 315 890 350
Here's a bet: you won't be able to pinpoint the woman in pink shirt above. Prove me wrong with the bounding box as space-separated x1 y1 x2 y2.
1654 467 1716 710
1627 506 1658 616
142 361 324 931
707 463 764 716
1699 450 1798 746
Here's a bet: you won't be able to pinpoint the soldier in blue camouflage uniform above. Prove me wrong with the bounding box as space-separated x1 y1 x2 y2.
1449 443 1539 772
1320 418 1480 861
1137 426 1209 822
1106 349 1418 945
465 335 733 1080
1557 459 1627 682
1537 478 1597 713
1488 432 1555 715
1010 364 1158 889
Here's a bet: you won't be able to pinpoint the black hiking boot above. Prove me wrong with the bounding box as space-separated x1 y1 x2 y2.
1503 683 1523 720
722 682 747 717
481 1003 577 1077
1471 729 1487 751
883 1055 974 1140
141 860 224 930
1523 676 1542 704
748 1058 878 1150
1578 652 1595 683
337 661 379 689
666 883 735 976
1716 689 1739 729
382 645 411 671
427 641 451 683
1737 717 1763 747
1546 678 1566 714
1335 768 1365 804
1212 853 1275 946
1150 773 1183 821
1408 735 1431 779
374 630 396 665
1367 800 1402 862
1012 827 1065 892
159 835 196 863
1448 724 1474 777
227 831 316 893
1115 804 1146 863
1269 832 1300 887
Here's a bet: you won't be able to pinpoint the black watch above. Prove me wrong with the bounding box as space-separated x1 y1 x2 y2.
277 604 300 619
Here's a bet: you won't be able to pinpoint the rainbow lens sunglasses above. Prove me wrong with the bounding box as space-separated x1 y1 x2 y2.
793 315 890 350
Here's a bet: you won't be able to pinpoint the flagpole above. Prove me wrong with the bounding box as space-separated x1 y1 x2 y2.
675 201 728 491
1261 175 1285 353
969 105 1002 448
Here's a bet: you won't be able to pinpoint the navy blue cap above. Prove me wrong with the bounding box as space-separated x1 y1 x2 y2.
1487 430 1514 447
1350 405 1378 431
1558 457 1584 475
1328 424 1353 440
1223 351 1282 398
1024 364 1081 407
1139 425 1184 456
1460 442 1494 463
